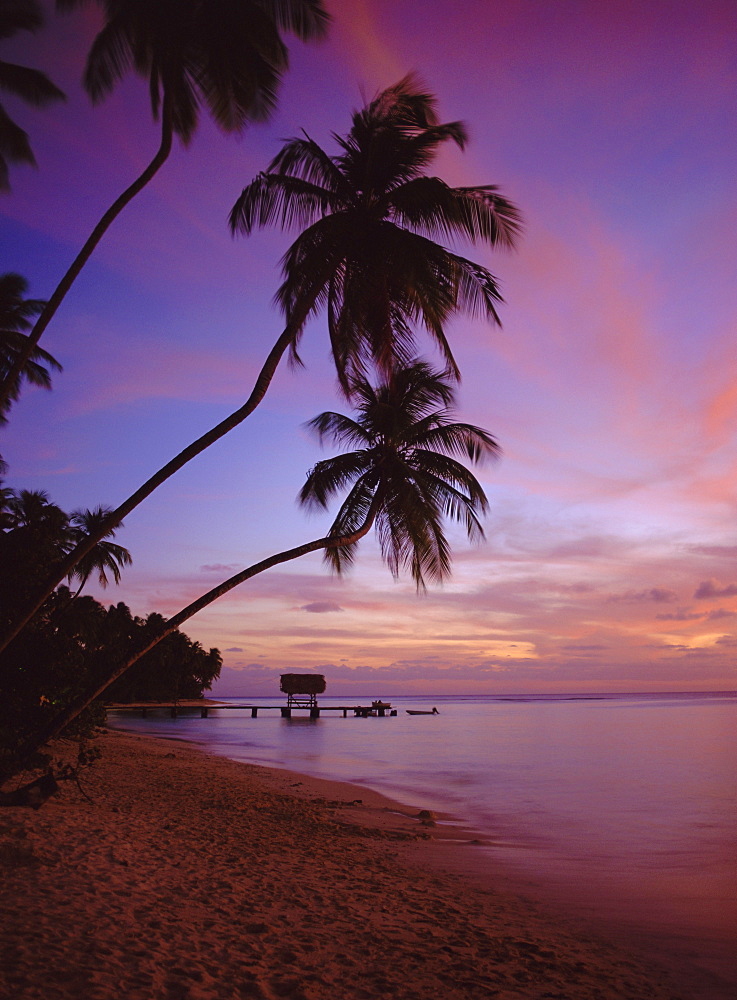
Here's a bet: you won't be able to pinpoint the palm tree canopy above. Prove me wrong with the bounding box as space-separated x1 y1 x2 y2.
0 272 62 421
0 0 65 189
230 74 522 390
59 0 330 144
68 505 132 590
5 363 495 763
299 359 499 589
3 487 70 540
4 487 55 525
0 1 327 415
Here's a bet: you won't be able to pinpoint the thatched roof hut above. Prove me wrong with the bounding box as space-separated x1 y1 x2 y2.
280 673 326 695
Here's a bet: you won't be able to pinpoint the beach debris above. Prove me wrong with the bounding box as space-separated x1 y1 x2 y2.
417 809 437 826
0 771 58 809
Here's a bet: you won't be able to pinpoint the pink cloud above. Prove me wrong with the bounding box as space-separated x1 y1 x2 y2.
608 588 679 604
694 580 737 600
656 610 702 622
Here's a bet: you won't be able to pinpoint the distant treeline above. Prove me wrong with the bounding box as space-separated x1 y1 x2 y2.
0 489 221 755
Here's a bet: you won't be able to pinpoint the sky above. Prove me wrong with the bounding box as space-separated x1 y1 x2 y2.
2 0 737 697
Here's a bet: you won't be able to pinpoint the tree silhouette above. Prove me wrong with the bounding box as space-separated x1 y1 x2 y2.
0 76 518 657
230 72 521 390
66 505 132 598
0 0 64 190
12 360 497 766
0 0 329 409
0 272 61 427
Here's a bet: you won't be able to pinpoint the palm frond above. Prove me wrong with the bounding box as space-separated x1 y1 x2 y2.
303 410 370 448
299 451 372 510
0 104 34 183
0 0 43 38
67 505 132 589
266 133 348 194
262 0 331 40
0 276 60 412
83 16 136 103
194 0 287 128
229 171 339 235
360 73 440 131
299 359 497 591
453 186 523 247
230 74 519 386
274 212 353 324
447 251 505 326
376 122 468 190
0 272 45 327
321 475 377 574
386 178 521 249
415 468 487 544
73 0 329 139
376 480 449 588
408 419 500 464
0 60 65 105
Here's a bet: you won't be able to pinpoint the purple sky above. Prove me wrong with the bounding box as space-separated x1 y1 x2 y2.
3 0 737 696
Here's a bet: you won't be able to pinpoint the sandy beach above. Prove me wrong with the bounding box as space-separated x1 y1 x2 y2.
0 729 693 1000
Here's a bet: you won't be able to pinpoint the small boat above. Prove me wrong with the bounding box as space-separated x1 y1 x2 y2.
406 707 439 715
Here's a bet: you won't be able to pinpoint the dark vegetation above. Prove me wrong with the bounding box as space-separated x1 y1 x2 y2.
0 487 221 775
0 2 520 787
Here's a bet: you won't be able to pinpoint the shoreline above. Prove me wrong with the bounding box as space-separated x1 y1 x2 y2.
0 729 724 999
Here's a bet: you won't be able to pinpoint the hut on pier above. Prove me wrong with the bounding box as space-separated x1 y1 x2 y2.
280 672 326 709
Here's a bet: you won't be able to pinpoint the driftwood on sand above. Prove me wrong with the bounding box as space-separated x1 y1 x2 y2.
0 772 58 809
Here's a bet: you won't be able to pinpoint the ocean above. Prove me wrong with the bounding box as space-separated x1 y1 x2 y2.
110 690 736 997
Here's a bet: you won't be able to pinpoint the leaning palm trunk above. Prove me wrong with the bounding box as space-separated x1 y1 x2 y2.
0 77 514 654
0 0 330 411
0 102 174 412
8 512 375 777
0 320 303 657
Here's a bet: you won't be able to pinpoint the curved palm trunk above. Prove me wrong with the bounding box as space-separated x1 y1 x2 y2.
69 576 88 601
0 99 174 413
48 579 86 623
9 512 375 776
0 320 303 657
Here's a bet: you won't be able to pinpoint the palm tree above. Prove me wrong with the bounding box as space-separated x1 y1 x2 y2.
229 72 522 390
12 360 497 765
0 272 62 425
0 0 330 409
299 358 498 588
0 0 65 190
66 505 132 598
0 489 71 623
0 479 14 525
0 77 517 654
2 486 68 533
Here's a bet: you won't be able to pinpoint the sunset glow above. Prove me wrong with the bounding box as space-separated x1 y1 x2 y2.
3 0 737 695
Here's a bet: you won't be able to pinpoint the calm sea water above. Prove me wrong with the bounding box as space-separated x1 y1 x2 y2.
110 691 737 996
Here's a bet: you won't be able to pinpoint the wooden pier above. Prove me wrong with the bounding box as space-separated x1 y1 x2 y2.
106 702 396 719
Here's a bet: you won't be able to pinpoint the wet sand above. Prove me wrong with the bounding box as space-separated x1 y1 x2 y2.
0 729 702 999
